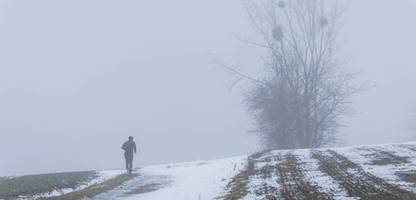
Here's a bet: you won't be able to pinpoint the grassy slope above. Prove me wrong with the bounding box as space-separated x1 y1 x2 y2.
5 143 416 200
218 152 263 200
0 171 98 199
0 171 138 200
40 174 138 200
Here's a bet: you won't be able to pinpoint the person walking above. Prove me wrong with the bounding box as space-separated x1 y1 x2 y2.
121 136 137 174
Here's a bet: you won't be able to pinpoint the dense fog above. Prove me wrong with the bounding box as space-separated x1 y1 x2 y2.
1 0 416 176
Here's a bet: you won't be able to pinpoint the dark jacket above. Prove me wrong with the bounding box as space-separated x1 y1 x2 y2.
122 140 137 156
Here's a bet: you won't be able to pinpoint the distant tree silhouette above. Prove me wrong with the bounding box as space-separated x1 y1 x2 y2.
222 0 364 149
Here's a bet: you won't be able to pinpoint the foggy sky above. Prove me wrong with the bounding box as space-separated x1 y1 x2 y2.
1 0 416 176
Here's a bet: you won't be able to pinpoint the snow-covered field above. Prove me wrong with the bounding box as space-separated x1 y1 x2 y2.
240 142 416 199
4 142 416 200
91 142 416 199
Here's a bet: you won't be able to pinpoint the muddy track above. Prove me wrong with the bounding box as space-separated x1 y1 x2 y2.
398 144 416 153
275 153 332 200
357 147 410 165
249 151 331 200
312 150 416 200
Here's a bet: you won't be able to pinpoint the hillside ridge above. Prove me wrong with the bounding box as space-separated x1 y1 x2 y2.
2 142 416 200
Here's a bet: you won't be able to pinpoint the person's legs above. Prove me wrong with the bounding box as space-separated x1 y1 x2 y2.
124 154 129 170
125 154 133 174
127 156 133 174
128 159 133 174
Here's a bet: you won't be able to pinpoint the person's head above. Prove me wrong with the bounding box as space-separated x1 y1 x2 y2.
128 136 133 141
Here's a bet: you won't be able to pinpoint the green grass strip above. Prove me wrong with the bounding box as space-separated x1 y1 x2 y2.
40 174 139 200
0 171 98 199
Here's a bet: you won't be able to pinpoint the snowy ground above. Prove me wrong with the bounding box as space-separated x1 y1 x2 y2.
92 156 247 200
6 142 416 199
90 142 416 199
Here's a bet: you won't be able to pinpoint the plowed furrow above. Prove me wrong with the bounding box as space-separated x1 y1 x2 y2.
358 147 410 165
312 150 416 200
274 153 332 200
398 144 416 153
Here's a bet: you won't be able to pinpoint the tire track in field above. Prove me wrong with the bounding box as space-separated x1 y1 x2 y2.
271 152 332 200
398 144 416 154
356 147 410 165
243 151 332 200
253 151 333 200
312 150 416 200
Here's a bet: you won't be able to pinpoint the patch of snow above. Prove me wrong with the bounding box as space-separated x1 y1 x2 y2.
117 156 247 200
92 174 173 200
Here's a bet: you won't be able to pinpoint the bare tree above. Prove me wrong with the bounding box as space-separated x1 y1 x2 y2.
223 0 362 149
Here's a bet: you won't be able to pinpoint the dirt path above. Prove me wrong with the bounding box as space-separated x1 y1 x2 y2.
90 174 172 200
312 150 416 200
